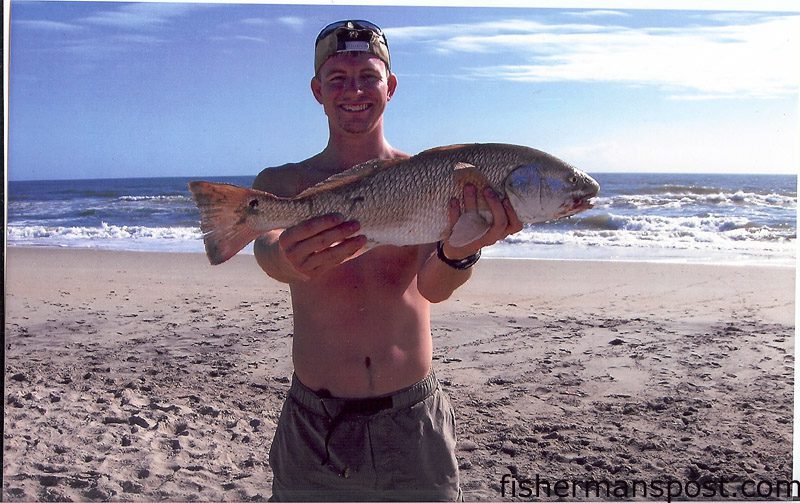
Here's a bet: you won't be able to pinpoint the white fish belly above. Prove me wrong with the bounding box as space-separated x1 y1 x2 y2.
315 173 454 246
361 210 449 246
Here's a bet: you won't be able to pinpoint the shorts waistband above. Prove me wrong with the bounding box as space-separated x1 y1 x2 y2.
289 370 438 419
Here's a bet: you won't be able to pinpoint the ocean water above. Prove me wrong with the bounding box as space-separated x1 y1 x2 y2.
6 173 797 266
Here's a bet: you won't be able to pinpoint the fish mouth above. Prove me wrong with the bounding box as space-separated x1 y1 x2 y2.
557 195 597 218
557 177 600 218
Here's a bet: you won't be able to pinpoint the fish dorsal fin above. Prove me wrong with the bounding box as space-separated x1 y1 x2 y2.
294 158 402 199
418 144 469 156
448 161 495 247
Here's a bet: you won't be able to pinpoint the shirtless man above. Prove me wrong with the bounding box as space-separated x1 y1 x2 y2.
253 20 523 501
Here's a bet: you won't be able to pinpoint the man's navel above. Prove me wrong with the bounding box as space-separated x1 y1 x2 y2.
364 356 374 391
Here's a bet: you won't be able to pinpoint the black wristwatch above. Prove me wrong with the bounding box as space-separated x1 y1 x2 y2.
437 241 481 270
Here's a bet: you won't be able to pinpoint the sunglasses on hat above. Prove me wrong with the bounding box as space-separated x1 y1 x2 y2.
315 20 387 47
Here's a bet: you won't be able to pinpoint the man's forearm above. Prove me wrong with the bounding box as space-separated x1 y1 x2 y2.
416 246 474 303
253 233 308 284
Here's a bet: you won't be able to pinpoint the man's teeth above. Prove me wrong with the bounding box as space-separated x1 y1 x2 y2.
342 104 369 112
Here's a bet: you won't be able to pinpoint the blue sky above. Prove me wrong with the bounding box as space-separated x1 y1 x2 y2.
7 1 800 180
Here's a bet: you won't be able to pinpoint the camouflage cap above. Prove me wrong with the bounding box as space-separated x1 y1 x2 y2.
314 20 391 75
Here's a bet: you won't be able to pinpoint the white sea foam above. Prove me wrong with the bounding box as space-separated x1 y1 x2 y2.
492 231 795 265
594 190 797 211
6 173 796 265
118 195 191 202
7 222 202 242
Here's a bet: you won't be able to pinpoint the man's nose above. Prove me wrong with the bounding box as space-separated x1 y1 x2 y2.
344 77 364 93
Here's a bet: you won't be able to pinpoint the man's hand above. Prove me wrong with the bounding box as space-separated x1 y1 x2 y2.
442 184 524 260
278 213 368 281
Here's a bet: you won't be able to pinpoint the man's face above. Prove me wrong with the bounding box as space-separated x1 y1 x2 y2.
311 52 396 136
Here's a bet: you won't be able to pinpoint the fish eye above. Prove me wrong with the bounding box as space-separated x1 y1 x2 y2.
569 175 578 184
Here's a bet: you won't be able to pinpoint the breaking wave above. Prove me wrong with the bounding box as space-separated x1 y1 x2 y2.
7 222 201 242
6 173 797 264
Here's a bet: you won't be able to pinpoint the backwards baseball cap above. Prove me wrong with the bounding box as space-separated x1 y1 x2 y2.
314 20 391 75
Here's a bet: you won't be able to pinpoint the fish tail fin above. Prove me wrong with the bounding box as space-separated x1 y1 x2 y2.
188 181 272 265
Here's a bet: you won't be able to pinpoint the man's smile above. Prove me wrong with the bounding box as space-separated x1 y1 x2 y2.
340 103 371 112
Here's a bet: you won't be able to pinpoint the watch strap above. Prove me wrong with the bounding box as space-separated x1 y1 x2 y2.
437 241 481 270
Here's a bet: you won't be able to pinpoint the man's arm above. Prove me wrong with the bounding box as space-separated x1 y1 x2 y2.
417 184 523 303
252 168 366 283
253 231 306 283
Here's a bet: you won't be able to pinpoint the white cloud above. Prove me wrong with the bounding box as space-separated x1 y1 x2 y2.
14 20 84 32
235 35 269 43
80 3 208 30
390 14 800 99
112 34 166 45
16 3 217 57
386 19 553 41
240 18 270 26
559 118 799 173
564 10 631 18
278 16 305 31
238 15 305 31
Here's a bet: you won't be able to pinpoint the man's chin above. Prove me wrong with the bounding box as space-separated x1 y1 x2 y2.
338 120 379 135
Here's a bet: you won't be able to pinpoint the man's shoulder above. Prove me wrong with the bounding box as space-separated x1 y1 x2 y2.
389 147 411 160
253 159 317 197
253 161 302 182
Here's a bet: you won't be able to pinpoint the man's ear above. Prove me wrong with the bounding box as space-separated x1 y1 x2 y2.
310 77 323 104
387 73 397 101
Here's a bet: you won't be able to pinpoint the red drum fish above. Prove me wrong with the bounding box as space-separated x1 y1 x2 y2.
189 143 599 265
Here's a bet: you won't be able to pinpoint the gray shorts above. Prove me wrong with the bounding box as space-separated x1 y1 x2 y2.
268 371 461 501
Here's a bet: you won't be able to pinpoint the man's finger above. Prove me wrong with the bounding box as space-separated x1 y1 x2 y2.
504 199 524 235
302 235 368 274
447 197 461 228
483 188 508 236
279 213 345 248
462 184 478 213
283 219 360 257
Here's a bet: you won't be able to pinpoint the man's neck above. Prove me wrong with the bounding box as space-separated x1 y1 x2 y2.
318 131 396 174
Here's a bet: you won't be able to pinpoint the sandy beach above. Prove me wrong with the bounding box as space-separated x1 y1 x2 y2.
3 247 795 501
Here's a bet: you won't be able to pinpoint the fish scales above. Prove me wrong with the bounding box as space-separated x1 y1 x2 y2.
188 143 600 265
284 144 522 245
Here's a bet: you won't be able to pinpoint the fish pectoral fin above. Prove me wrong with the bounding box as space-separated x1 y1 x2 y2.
449 211 492 247
453 162 492 191
448 161 496 246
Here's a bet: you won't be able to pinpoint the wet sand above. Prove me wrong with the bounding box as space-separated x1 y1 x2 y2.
3 247 795 501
